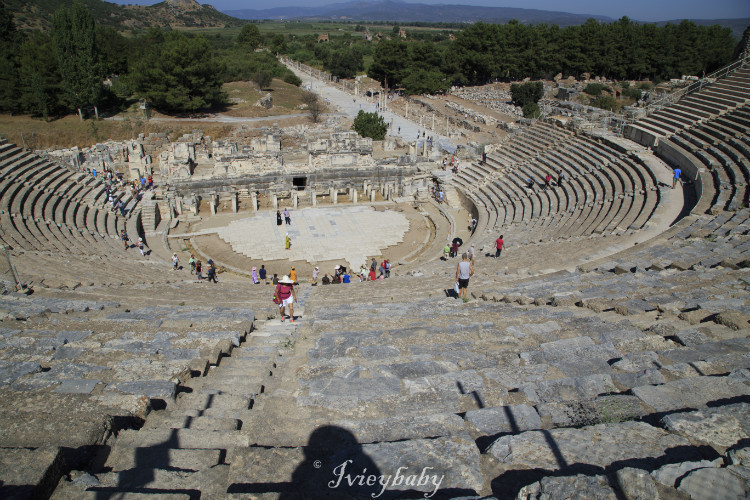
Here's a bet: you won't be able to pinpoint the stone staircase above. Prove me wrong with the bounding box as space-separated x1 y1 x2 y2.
48 287 310 499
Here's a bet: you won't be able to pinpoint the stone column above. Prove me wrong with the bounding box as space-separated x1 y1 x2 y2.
210 194 218 215
293 191 298 208
370 190 376 202
311 188 317 207
332 189 338 205
363 180 368 193
352 190 358 204
423 140 428 157
251 192 258 212
231 192 238 213
272 194 278 210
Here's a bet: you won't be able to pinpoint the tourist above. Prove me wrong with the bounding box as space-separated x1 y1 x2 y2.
118 199 126 216
371 257 377 271
206 261 218 283
378 260 385 277
137 237 146 256
312 266 319 286
92 168 97 178
384 259 391 278
272 273 279 285
276 210 283 226
259 265 267 284
468 245 475 263
672 167 682 189
496 234 505 258
147 175 153 189
368 267 377 281
188 255 196 274
558 172 565 187
322 274 331 285
471 218 477 231
443 244 450 260
283 208 291 225
451 240 459 258
196 260 203 280
121 229 129 250
290 266 297 283
332 272 341 284
544 174 552 189
252 266 259 284
359 264 368 282
342 272 351 283
285 233 291 250
171 253 178 270
455 252 474 300
526 178 534 190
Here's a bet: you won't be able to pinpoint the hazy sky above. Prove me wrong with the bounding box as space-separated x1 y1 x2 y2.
113 0 749 22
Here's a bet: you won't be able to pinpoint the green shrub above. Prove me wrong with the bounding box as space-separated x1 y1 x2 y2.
584 83 603 96
591 94 618 110
352 110 387 140
283 71 302 86
522 102 541 118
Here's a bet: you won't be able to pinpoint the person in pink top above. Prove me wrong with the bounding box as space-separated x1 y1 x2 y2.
274 275 298 323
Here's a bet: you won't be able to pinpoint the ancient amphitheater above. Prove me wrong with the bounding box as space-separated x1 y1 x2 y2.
0 50 749 500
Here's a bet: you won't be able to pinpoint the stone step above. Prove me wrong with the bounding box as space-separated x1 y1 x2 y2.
105 446 223 472
631 375 750 413
226 433 483 498
486 420 702 475
142 414 240 431
243 412 467 447
181 377 267 395
114 428 249 449
92 466 229 498
172 391 251 411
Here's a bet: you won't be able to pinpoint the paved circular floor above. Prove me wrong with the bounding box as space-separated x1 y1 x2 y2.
214 206 410 269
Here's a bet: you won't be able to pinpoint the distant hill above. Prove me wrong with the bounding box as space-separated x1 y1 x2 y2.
654 18 749 39
4 0 243 32
225 0 614 27
225 1 748 37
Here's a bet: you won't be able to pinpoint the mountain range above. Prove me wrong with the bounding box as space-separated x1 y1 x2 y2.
224 0 613 27
4 0 747 38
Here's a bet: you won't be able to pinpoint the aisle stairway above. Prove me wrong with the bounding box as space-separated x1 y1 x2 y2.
50 287 310 499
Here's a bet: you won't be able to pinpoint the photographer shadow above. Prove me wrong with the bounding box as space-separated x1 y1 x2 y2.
228 425 382 499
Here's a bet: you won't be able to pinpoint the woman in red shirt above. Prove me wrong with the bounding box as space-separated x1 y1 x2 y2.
275 275 298 323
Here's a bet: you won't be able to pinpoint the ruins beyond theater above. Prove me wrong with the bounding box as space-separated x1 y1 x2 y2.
0 46 749 499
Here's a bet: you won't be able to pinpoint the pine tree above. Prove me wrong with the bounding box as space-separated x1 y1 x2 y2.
51 2 102 120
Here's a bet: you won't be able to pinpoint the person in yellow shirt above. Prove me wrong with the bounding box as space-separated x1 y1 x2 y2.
289 266 297 283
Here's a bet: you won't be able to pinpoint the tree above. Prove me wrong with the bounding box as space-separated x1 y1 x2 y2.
510 81 543 108
51 2 103 120
368 40 408 87
253 71 273 90
402 69 449 95
237 24 261 50
352 110 387 140
269 33 287 54
130 30 225 114
302 90 321 123
0 3 21 113
18 32 63 120
325 46 364 79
